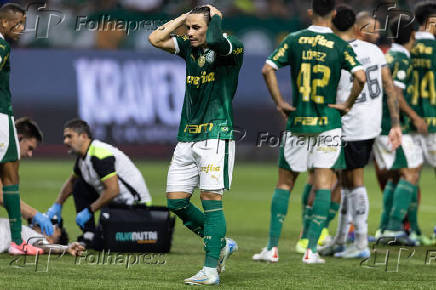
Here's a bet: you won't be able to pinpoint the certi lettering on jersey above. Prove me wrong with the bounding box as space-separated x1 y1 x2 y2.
267 26 361 134
184 123 214 134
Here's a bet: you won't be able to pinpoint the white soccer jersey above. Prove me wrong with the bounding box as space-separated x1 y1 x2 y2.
74 140 152 205
336 39 387 141
0 219 46 252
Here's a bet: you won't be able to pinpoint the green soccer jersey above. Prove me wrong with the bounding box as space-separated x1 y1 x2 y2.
380 45 413 135
267 26 361 134
0 36 12 116
173 16 243 142
410 32 436 133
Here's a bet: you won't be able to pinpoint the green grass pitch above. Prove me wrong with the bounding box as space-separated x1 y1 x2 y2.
0 160 435 289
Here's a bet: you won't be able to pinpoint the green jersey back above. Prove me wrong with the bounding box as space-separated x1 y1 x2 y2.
381 48 413 135
410 34 436 133
267 26 361 134
174 34 243 142
0 37 12 116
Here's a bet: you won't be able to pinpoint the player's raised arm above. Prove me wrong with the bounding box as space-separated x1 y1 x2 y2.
205 6 232 56
148 13 187 53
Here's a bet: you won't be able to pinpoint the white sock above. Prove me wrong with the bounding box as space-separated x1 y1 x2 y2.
334 189 351 245
350 186 369 249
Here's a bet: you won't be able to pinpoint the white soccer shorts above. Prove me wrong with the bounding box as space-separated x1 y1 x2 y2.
0 113 19 163
411 133 436 167
373 134 423 169
166 139 235 195
280 128 343 172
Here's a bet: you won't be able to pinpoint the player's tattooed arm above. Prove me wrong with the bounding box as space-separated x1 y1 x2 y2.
148 13 188 53
381 67 402 149
382 67 401 129
329 70 365 114
262 63 295 120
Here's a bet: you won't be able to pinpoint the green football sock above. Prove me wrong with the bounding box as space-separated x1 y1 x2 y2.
387 179 416 231
407 185 420 234
300 206 313 239
167 198 205 237
379 181 395 231
307 189 331 252
301 184 312 218
202 200 226 268
267 188 290 250
324 201 340 229
3 185 22 244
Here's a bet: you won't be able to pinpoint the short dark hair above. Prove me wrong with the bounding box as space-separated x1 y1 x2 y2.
64 118 92 139
58 227 69 245
0 3 25 19
332 4 355 31
312 0 336 17
15 117 43 142
415 1 436 26
189 6 211 24
390 15 418 45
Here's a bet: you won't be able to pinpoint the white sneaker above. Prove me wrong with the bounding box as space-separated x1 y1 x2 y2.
252 247 278 263
217 238 238 273
338 246 370 259
184 267 219 286
302 248 325 264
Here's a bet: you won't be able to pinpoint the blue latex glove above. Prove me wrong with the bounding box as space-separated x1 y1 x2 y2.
32 212 54 236
76 208 92 228
46 203 62 221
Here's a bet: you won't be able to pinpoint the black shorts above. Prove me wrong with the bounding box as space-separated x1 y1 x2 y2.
343 138 375 169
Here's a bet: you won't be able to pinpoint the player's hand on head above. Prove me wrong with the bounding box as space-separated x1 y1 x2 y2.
32 212 54 236
277 101 295 120
328 103 350 116
412 116 428 135
206 5 223 18
388 127 402 151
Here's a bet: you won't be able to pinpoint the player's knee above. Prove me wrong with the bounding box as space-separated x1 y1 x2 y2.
167 198 189 213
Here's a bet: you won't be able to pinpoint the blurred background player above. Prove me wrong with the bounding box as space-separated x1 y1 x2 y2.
407 1 436 240
318 5 402 259
148 5 242 285
375 15 426 245
46 119 152 244
253 0 365 264
0 3 42 255
0 117 54 236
